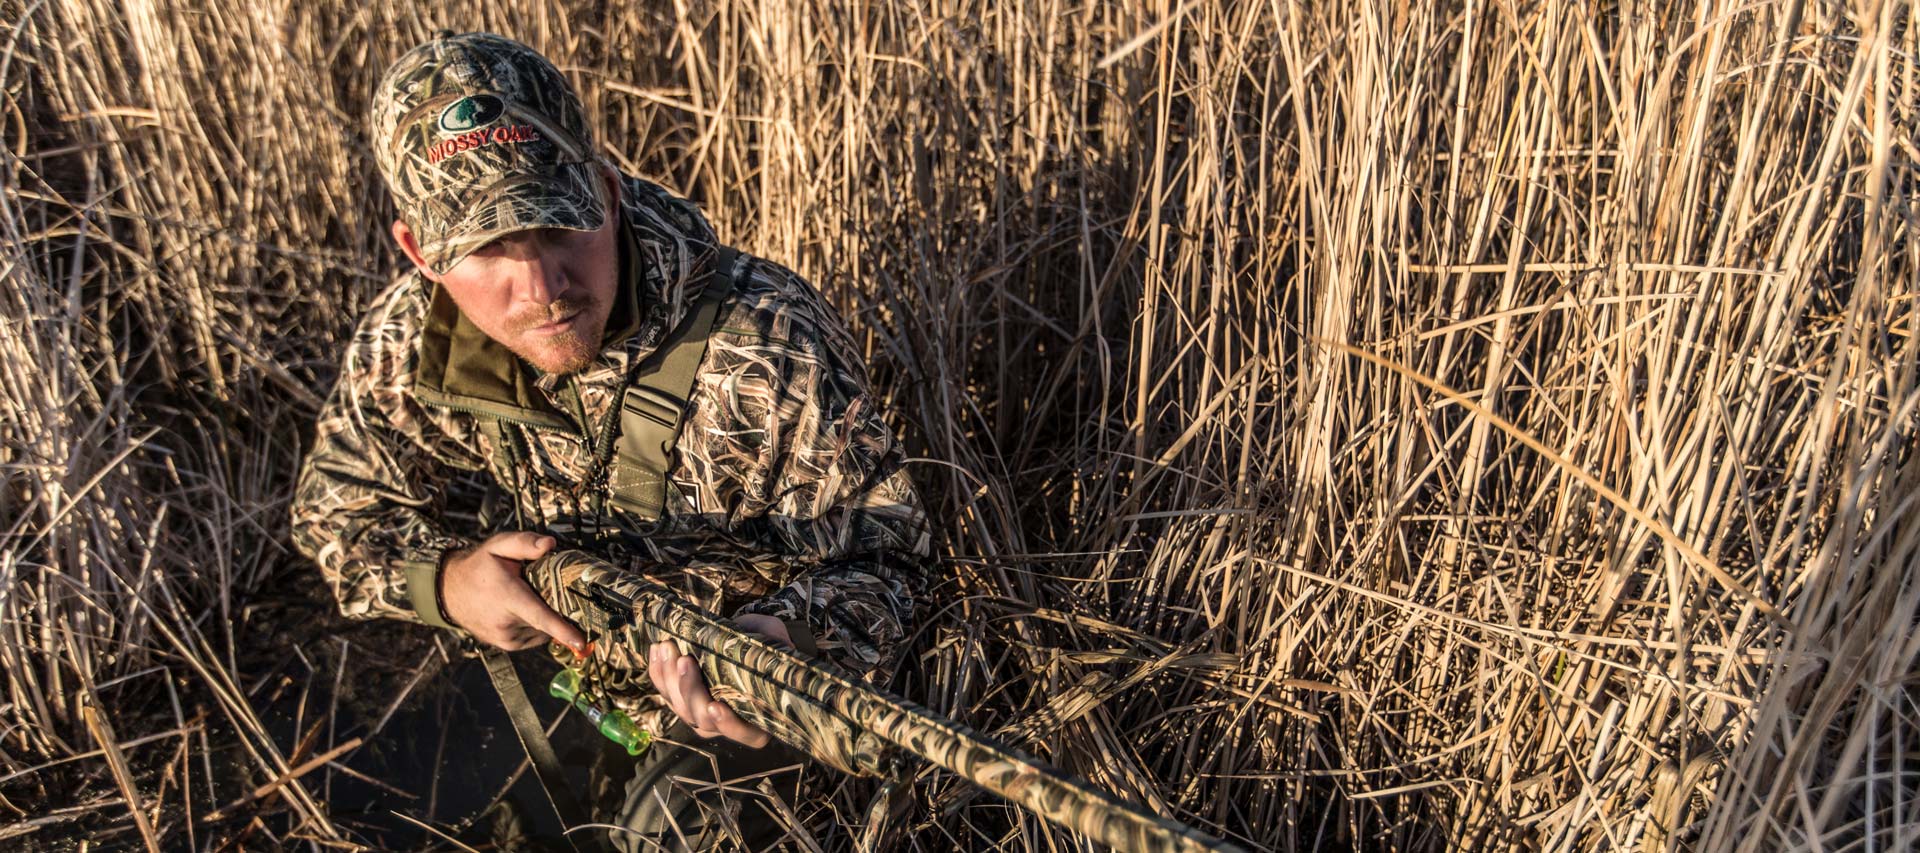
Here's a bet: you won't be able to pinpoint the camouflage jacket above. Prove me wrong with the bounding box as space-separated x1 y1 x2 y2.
290 175 932 718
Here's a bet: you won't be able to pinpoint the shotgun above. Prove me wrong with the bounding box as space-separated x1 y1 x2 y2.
531 550 1243 853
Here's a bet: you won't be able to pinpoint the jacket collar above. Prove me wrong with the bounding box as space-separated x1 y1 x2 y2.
411 174 716 424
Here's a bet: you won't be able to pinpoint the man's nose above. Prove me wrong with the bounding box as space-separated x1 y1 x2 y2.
512 251 568 305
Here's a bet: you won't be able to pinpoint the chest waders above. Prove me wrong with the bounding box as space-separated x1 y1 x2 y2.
480 244 749 853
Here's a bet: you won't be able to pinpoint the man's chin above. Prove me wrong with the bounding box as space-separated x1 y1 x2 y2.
516 331 599 376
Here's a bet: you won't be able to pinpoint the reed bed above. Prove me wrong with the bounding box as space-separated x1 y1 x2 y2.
2 0 1916 850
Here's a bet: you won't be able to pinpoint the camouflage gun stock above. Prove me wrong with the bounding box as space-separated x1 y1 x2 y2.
534 551 1243 853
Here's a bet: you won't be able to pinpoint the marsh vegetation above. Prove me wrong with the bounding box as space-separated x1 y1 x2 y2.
2 0 1916 850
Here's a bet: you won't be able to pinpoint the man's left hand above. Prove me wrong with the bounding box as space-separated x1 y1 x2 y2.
648 614 791 748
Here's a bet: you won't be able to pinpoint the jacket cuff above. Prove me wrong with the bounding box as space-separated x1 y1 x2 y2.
401 544 465 630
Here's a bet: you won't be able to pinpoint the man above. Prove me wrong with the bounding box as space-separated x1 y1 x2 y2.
290 31 932 851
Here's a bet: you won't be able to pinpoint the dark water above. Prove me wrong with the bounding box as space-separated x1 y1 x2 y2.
261 647 618 851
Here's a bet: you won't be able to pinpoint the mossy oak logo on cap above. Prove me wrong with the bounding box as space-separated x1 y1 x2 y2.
438 95 506 133
425 94 544 165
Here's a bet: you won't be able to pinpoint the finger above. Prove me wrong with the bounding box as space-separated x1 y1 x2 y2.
676 657 722 737
502 582 590 657
660 653 721 741
478 629 521 652
654 644 721 738
648 642 667 692
500 622 543 649
484 531 558 563
650 642 685 716
706 703 771 749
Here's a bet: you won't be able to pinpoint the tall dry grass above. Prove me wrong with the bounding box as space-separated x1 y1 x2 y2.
2 0 1916 850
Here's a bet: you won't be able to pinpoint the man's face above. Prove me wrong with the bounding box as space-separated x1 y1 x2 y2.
393 171 622 375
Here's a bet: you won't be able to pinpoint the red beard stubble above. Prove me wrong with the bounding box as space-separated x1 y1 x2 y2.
505 293 604 375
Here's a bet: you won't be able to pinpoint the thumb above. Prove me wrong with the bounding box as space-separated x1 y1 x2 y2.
483 531 557 563
506 585 590 657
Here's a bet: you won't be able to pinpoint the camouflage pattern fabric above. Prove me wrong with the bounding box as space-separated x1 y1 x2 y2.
289 171 934 731
370 32 605 273
542 552 1245 853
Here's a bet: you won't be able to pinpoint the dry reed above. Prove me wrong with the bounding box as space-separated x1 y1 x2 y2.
1 0 1916 850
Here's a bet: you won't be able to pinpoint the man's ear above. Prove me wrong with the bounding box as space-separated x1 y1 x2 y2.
598 162 622 208
390 219 443 282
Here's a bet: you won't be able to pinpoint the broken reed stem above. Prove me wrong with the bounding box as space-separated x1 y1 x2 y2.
81 706 163 853
201 738 365 825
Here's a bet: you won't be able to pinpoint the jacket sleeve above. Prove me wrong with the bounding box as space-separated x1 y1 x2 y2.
714 263 934 682
289 278 485 629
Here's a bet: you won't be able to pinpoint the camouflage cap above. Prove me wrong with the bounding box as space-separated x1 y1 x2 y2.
370 32 606 273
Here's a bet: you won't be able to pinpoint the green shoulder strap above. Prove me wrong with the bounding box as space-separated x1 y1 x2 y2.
478 645 604 852
606 244 745 519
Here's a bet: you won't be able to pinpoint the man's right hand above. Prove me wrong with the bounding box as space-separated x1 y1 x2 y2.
440 532 590 656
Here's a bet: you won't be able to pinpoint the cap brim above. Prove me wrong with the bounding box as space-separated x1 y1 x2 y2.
419 160 606 273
